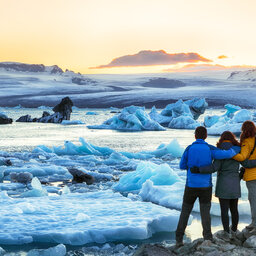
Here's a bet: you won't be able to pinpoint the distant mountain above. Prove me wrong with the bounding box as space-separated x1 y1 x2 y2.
0 61 94 85
228 69 256 81
0 62 64 74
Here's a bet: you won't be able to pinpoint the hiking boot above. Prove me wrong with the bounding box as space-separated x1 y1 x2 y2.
230 229 242 239
216 230 231 242
249 227 256 235
246 223 256 231
175 241 184 248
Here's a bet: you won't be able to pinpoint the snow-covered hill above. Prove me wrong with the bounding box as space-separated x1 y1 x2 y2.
0 62 256 108
228 69 256 81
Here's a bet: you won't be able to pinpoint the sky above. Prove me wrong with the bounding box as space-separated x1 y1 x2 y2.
0 0 256 74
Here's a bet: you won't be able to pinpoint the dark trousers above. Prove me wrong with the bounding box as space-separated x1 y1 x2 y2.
176 186 212 242
219 198 239 232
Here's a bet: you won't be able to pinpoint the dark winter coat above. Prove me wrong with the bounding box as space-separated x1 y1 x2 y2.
199 141 256 199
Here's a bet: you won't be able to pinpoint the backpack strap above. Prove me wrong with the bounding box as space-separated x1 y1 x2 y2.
249 137 256 157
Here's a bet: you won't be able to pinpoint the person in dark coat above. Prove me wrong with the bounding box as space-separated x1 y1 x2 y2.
197 131 256 239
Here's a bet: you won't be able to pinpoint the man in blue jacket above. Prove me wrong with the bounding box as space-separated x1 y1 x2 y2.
176 126 238 247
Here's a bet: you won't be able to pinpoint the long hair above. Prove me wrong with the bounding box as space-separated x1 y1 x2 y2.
240 121 256 143
217 131 240 148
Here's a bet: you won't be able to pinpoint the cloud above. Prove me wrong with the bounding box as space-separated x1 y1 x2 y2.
218 55 228 59
164 63 256 73
91 50 212 69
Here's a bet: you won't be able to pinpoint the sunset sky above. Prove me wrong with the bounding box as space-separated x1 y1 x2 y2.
1 0 256 74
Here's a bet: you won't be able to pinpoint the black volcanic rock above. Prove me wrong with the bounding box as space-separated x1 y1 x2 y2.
16 115 33 122
16 97 74 123
0 113 12 124
68 168 94 184
52 97 73 121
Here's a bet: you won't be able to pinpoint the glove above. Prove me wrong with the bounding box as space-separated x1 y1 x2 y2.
190 166 200 173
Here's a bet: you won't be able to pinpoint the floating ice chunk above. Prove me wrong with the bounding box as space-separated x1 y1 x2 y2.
104 152 129 165
185 98 208 119
86 111 98 115
232 109 252 123
88 105 166 131
75 213 91 222
61 120 85 125
113 162 181 192
149 106 172 124
0 190 181 245
204 115 220 127
27 244 66 256
224 104 241 117
21 177 48 197
168 116 200 129
161 99 192 118
141 139 184 158
62 185 71 194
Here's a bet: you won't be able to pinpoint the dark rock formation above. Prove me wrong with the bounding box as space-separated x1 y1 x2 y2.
68 168 94 184
133 229 256 256
16 97 73 123
0 113 12 124
16 115 33 122
10 172 33 184
52 97 73 121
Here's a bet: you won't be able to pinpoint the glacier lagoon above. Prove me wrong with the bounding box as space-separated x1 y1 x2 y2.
0 107 251 255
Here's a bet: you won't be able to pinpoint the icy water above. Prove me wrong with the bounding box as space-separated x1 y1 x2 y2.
0 107 251 255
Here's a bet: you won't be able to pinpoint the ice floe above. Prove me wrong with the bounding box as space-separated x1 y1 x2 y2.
0 190 181 245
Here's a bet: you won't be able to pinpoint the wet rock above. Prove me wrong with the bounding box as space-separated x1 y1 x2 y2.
16 97 74 123
68 168 94 185
133 230 256 256
243 235 256 248
0 113 12 124
16 114 33 122
133 244 175 256
52 96 73 121
10 172 33 184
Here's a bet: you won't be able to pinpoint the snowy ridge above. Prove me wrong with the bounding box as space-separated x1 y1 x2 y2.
228 69 256 81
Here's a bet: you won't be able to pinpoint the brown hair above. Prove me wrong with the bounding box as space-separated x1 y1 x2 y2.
240 121 256 143
195 126 207 140
216 131 240 148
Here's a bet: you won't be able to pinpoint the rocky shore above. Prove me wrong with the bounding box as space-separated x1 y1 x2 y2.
133 228 256 256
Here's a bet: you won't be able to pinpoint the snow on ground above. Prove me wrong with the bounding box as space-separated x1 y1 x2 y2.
0 189 180 245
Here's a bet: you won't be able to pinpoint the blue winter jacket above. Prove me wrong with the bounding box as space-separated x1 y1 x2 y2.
180 139 238 188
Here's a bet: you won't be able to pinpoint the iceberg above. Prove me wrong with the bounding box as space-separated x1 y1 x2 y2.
205 104 253 135
113 162 181 192
21 177 48 197
27 244 66 256
0 190 181 245
88 105 166 131
150 98 207 129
